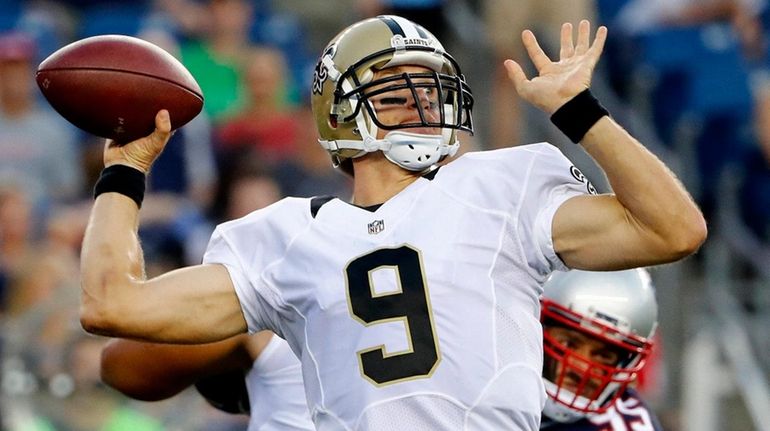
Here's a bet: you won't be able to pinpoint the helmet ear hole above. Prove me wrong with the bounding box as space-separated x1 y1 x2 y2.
329 115 338 128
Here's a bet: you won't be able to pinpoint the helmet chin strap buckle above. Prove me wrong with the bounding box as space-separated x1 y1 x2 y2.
363 135 387 152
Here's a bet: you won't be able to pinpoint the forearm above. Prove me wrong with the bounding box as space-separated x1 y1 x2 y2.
101 336 251 401
510 21 706 267
580 116 706 253
80 192 145 334
81 193 246 342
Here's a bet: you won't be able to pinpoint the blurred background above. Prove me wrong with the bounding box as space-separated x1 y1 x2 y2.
0 0 768 430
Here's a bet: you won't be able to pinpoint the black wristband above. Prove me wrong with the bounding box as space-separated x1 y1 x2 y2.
550 89 609 144
93 165 146 208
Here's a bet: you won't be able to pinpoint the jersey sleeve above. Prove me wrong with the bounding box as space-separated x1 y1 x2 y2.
515 144 595 275
203 226 276 333
202 198 313 337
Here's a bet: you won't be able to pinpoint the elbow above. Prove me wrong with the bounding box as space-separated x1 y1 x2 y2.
80 304 119 337
80 301 135 338
80 278 131 337
666 213 708 260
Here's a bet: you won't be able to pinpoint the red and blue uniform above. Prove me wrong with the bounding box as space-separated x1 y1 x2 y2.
541 389 664 431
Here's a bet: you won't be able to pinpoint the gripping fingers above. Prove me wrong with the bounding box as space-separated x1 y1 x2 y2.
102 109 173 172
148 109 172 148
155 109 171 135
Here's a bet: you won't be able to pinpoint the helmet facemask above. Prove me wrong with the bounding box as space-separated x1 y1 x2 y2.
540 299 653 420
341 64 473 170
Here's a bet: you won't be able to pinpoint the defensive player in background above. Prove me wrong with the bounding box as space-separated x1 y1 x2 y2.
540 269 664 430
79 15 705 430
100 332 313 431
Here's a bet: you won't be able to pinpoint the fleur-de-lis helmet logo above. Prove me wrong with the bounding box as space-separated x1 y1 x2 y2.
312 44 337 95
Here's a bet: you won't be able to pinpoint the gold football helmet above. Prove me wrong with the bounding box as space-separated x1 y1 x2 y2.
311 15 474 173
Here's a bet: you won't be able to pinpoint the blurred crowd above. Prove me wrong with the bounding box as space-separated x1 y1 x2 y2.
0 0 768 430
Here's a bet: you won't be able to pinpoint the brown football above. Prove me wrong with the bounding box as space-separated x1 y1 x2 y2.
36 35 203 143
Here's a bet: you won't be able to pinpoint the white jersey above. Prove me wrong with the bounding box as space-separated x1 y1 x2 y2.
204 144 591 431
246 334 314 431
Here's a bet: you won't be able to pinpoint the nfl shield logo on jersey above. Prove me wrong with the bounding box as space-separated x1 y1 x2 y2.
367 220 385 234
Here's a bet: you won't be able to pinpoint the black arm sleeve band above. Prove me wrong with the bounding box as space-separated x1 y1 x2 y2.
550 89 609 144
93 164 146 208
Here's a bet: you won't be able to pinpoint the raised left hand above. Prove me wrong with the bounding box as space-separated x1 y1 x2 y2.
504 20 607 114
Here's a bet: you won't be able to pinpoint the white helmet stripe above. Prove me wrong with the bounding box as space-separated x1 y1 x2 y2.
389 15 429 39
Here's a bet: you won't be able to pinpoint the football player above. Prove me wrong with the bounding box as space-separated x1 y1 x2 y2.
540 269 664 430
79 16 705 430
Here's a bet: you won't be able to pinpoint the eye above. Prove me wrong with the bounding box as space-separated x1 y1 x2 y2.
564 339 579 350
554 334 580 350
594 349 620 365
379 97 407 105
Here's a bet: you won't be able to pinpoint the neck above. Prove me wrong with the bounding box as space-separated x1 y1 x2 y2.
351 153 422 207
